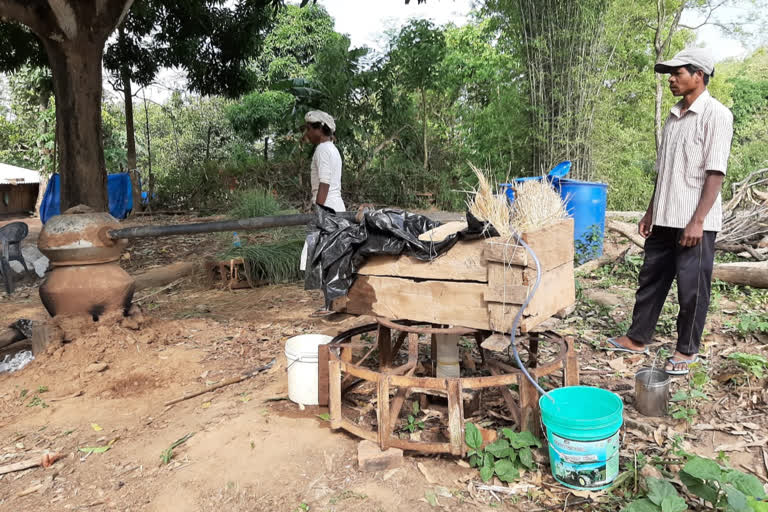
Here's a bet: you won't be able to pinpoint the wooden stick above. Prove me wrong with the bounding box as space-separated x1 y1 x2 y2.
740 463 768 483
163 359 275 406
0 453 63 475
48 390 84 402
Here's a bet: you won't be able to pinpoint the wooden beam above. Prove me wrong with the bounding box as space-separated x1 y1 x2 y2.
317 344 330 407
358 239 488 282
343 275 492 330
446 379 464 456
483 218 574 271
521 217 575 271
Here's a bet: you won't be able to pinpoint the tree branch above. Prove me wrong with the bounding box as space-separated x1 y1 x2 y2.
94 0 135 39
0 0 44 33
47 0 78 40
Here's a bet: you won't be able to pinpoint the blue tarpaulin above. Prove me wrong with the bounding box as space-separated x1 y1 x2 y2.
40 173 133 223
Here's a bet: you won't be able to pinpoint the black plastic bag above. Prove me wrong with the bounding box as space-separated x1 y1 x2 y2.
304 206 495 308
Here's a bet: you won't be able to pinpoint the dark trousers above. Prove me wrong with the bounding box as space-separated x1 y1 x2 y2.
626 226 716 356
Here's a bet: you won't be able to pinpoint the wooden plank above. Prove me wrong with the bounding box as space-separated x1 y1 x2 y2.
487 303 521 333
521 218 575 271
377 325 392 369
519 373 541 437
524 261 575 317
343 275 492 331
358 239 488 282
378 376 391 450
329 359 342 429
317 344 330 407
483 240 527 265
484 284 529 304
487 261 525 289
564 336 580 387
446 379 465 456
483 218 574 271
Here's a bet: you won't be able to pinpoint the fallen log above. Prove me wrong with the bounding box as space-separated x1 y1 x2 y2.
607 221 768 288
133 261 201 291
712 261 768 289
575 253 621 274
607 220 645 249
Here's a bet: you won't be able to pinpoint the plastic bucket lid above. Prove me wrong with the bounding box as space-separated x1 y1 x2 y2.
540 386 623 441
284 334 332 363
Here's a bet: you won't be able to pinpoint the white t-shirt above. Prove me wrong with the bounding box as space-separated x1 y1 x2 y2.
310 141 345 213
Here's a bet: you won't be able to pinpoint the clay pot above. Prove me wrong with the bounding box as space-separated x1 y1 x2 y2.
39 263 135 319
38 205 127 266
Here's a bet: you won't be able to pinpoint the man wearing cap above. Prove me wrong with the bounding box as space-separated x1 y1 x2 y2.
299 110 346 316
606 48 733 375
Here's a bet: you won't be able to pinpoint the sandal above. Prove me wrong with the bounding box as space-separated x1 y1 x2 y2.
309 308 335 318
665 355 699 376
605 337 649 355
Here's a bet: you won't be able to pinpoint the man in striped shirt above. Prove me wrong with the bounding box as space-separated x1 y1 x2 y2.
606 48 733 375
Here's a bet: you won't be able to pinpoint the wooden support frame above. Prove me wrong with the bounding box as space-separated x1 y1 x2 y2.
324 320 577 454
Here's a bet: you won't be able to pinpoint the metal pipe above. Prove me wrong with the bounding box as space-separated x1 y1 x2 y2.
107 212 358 240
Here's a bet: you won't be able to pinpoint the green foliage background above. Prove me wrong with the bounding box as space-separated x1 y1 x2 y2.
0 2 766 214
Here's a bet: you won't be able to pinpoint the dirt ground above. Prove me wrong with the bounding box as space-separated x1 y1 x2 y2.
1 214 767 511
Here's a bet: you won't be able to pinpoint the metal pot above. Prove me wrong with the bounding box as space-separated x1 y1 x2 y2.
634 367 670 417
38 206 127 266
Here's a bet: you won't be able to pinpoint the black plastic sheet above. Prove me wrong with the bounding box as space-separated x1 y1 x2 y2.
304 206 496 308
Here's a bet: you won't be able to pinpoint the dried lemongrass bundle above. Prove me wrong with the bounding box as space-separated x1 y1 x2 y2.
509 178 569 233
466 163 512 238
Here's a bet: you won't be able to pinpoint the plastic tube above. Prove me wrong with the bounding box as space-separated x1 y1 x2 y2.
506 232 555 403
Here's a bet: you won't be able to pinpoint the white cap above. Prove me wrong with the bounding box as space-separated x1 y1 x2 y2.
655 47 715 77
304 110 336 133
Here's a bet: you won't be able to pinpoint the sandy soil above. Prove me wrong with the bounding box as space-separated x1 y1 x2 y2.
0 215 766 512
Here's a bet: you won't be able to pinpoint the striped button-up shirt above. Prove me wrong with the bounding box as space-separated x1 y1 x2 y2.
652 90 733 232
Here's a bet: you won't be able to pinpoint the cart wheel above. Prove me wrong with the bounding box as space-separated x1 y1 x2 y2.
578 475 588 487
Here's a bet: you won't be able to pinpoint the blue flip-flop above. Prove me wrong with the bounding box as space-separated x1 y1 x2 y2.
605 337 650 355
665 356 699 376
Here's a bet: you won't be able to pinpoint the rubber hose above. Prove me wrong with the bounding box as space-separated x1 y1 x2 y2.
506 232 555 403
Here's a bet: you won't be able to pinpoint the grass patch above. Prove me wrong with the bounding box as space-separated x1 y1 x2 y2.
223 239 304 284
229 188 282 219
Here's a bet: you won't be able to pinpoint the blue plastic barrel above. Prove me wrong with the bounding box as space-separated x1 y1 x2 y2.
556 179 608 264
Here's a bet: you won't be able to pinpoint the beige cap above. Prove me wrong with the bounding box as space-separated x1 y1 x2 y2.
304 110 336 133
654 47 715 76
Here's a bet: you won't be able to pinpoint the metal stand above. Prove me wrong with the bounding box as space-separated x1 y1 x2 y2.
318 319 578 455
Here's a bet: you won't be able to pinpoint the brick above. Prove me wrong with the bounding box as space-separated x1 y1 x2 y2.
357 440 403 472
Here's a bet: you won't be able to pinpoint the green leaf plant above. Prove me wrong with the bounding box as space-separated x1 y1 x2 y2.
465 422 541 483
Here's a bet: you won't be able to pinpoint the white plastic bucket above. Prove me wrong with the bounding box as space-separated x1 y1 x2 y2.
284 334 332 405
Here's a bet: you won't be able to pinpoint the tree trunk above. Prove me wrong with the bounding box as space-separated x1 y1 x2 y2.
44 39 108 211
421 88 428 170
119 30 142 214
143 92 154 210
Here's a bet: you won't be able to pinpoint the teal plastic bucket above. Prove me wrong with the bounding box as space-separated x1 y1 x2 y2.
539 386 623 490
